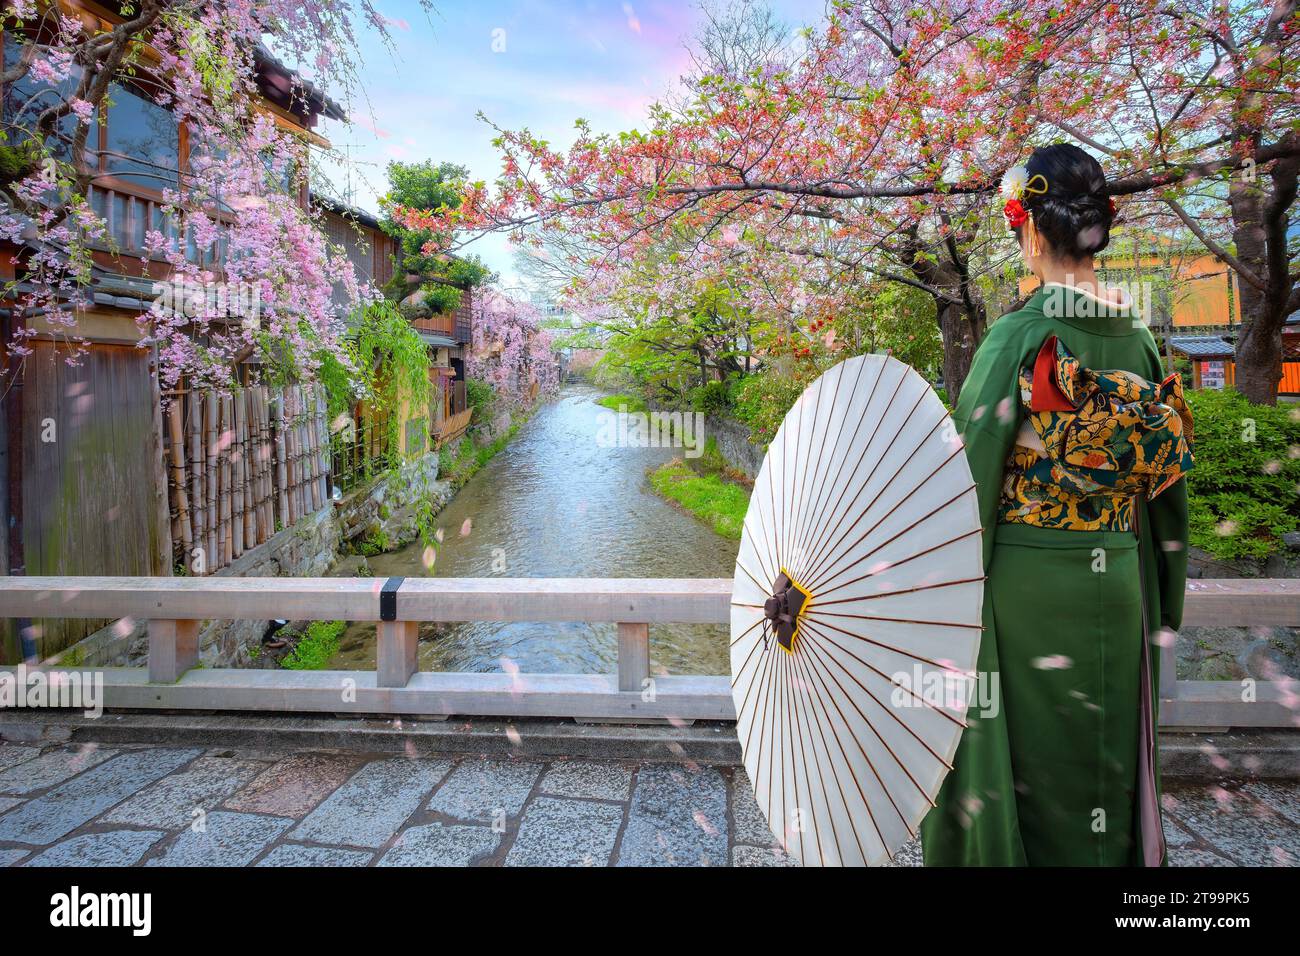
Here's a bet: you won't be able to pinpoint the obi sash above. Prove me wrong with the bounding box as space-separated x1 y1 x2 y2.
998 335 1195 533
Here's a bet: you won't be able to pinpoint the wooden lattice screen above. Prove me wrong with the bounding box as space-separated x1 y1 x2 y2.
161 384 329 574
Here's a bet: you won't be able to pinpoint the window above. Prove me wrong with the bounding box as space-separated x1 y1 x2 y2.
2 34 82 160
104 81 179 190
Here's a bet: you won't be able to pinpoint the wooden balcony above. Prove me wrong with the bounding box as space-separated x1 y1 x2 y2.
410 291 473 344
410 313 455 337
433 407 473 448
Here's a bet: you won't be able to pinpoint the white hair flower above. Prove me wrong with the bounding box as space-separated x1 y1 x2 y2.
1001 165 1031 201
1001 165 1049 202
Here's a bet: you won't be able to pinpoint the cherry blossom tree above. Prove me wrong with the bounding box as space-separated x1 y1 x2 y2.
398 0 1299 402
1 0 424 390
1045 1 1300 403
467 288 559 409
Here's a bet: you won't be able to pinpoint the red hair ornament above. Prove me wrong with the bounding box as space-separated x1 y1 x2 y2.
1004 198 1029 228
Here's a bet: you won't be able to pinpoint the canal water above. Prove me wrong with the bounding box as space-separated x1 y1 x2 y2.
329 384 740 675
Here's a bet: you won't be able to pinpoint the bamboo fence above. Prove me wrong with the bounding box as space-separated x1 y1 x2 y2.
161 383 330 575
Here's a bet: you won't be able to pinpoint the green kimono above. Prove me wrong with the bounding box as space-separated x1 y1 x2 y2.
920 284 1189 867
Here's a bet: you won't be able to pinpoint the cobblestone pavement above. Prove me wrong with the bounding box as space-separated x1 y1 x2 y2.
0 742 1294 866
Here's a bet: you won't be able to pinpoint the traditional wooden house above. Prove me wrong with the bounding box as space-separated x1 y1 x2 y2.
1168 321 1300 396
312 196 475 484
0 7 342 659
414 279 475 449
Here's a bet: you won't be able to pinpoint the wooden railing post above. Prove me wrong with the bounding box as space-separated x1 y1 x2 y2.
617 622 650 693
377 621 419 688
148 619 199 683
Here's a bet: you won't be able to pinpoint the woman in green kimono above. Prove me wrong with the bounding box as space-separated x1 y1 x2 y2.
920 144 1192 866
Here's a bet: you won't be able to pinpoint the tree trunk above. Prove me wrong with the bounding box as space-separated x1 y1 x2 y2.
1228 150 1298 406
937 300 981 404
902 224 987 403
1234 316 1283 405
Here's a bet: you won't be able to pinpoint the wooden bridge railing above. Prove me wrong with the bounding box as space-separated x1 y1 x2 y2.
0 576 1296 727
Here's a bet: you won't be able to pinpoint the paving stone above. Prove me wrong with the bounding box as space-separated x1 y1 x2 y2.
1170 848 1238 867
887 836 923 868
257 844 373 867
103 756 267 829
730 769 780 847
505 797 624 866
146 811 292 866
0 748 201 846
0 746 40 773
24 830 165 867
539 760 634 802
1162 818 1198 848
733 843 800 867
617 763 728 867
0 745 116 795
1165 785 1299 867
291 758 451 849
0 848 28 866
0 797 22 815
226 752 364 817
1242 781 1300 827
428 757 542 824
377 822 500 866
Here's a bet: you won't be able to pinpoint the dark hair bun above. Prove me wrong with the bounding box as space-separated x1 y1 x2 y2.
1022 143 1113 259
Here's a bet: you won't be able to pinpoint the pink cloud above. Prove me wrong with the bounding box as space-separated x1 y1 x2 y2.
622 2 642 34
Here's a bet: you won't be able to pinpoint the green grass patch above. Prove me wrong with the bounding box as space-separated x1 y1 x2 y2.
595 393 649 413
281 620 346 671
649 458 750 540
353 530 391 556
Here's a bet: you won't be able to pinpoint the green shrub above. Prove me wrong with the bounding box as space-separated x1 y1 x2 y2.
730 368 818 445
281 620 346 670
466 379 495 418
688 380 732 415
1184 389 1300 560
356 530 390 556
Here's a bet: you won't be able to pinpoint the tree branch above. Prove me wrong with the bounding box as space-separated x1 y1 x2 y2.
1163 196 1267 291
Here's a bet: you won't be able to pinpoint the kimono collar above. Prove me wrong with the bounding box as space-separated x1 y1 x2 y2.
1027 283 1141 332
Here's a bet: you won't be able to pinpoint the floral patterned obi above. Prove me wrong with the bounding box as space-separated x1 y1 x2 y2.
999 335 1194 533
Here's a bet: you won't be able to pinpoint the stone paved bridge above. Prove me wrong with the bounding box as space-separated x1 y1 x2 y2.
0 741 1296 866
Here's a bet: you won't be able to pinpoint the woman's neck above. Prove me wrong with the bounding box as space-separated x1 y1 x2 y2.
1037 258 1099 292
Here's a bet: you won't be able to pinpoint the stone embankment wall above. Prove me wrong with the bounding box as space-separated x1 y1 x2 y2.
706 415 765 478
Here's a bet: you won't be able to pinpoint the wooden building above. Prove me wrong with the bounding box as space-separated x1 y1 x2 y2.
0 7 342 660
1169 321 1300 397
1018 236 1242 331
312 196 476 472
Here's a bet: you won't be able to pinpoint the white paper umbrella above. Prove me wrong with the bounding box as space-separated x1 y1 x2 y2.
730 353 984 867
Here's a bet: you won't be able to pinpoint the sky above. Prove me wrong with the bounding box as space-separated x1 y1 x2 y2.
313 0 825 290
